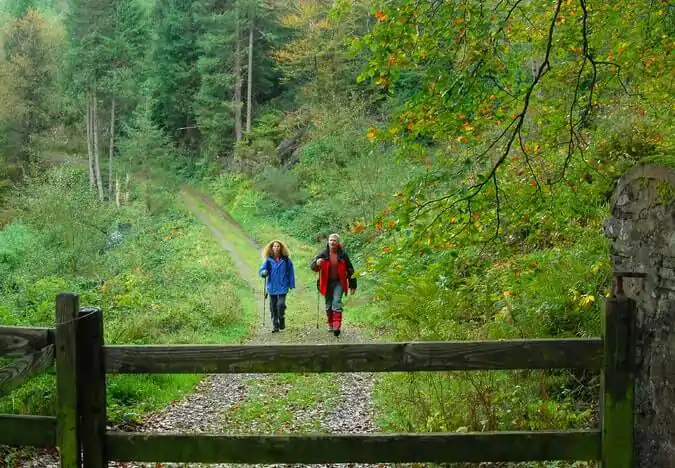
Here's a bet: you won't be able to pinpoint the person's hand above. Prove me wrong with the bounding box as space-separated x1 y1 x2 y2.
261 270 268 277
316 258 324 267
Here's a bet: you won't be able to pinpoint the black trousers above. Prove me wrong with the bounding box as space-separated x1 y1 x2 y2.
269 294 287 329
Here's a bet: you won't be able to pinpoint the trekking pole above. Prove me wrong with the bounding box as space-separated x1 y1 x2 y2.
262 276 267 327
316 288 320 329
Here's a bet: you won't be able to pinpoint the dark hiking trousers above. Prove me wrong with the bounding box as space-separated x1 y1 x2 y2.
269 294 287 330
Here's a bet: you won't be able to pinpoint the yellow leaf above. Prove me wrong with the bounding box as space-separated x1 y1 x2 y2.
579 295 595 308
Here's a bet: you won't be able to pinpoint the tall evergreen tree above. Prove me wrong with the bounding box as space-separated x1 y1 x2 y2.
147 0 202 151
192 0 237 159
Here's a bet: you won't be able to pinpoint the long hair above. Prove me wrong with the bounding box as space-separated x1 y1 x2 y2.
261 239 291 259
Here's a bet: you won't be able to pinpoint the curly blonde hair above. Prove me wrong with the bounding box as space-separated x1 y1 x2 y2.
261 239 291 259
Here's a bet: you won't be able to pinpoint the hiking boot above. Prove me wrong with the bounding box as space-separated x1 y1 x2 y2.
333 328 341 337
272 327 279 333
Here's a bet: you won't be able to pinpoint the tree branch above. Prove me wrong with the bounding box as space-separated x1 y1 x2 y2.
413 0 563 233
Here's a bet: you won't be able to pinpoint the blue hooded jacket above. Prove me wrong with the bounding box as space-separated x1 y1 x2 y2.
259 256 295 295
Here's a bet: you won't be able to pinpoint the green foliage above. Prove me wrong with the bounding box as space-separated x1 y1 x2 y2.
10 166 113 275
0 0 58 18
273 0 371 102
373 371 593 434
0 9 63 163
0 222 35 279
146 0 201 149
253 166 304 207
0 164 254 425
118 101 178 165
192 0 238 158
211 98 413 242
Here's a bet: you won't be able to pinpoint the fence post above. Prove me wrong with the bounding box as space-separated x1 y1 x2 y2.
601 274 638 467
55 292 82 468
77 307 107 467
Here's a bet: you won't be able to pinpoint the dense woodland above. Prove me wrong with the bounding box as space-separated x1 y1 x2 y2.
0 0 673 463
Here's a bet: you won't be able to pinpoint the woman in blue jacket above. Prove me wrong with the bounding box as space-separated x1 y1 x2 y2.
258 239 295 332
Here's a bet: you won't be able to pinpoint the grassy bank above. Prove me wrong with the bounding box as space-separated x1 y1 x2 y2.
0 165 256 426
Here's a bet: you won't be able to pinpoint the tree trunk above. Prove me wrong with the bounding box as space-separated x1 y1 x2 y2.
245 2 254 133
108 95 115 202
92 92 104 201
86 91 95 190
124 173 130 204
115 173 120 209
234 0 243 143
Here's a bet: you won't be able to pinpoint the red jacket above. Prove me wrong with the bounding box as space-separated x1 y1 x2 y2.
311 246 357 297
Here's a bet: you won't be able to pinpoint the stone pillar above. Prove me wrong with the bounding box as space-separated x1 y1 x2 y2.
604 164 675 467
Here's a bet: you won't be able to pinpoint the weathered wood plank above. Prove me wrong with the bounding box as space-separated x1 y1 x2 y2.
104 339 603 374
601 296 635 467
77 307 107 468
0 326 54 358
0 414 57 448
55 293 81 468
106 430 601 463
0 344 54 397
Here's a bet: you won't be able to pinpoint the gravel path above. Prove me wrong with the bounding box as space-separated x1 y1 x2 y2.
18 187 382 468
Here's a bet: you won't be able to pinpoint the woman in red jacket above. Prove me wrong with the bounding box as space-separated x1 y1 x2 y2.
310 233 357 337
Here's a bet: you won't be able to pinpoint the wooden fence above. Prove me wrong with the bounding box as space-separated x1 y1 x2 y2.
0 279 637 467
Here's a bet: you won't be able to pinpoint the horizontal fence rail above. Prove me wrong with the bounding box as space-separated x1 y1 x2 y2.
0 345 54 397
104 338 603 374
0 326 54 358
106 430 601 464
0 414 57 448
0 326 56 397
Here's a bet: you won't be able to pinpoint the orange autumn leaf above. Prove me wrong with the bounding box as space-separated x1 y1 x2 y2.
351 223 366 234
375 11 388 21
